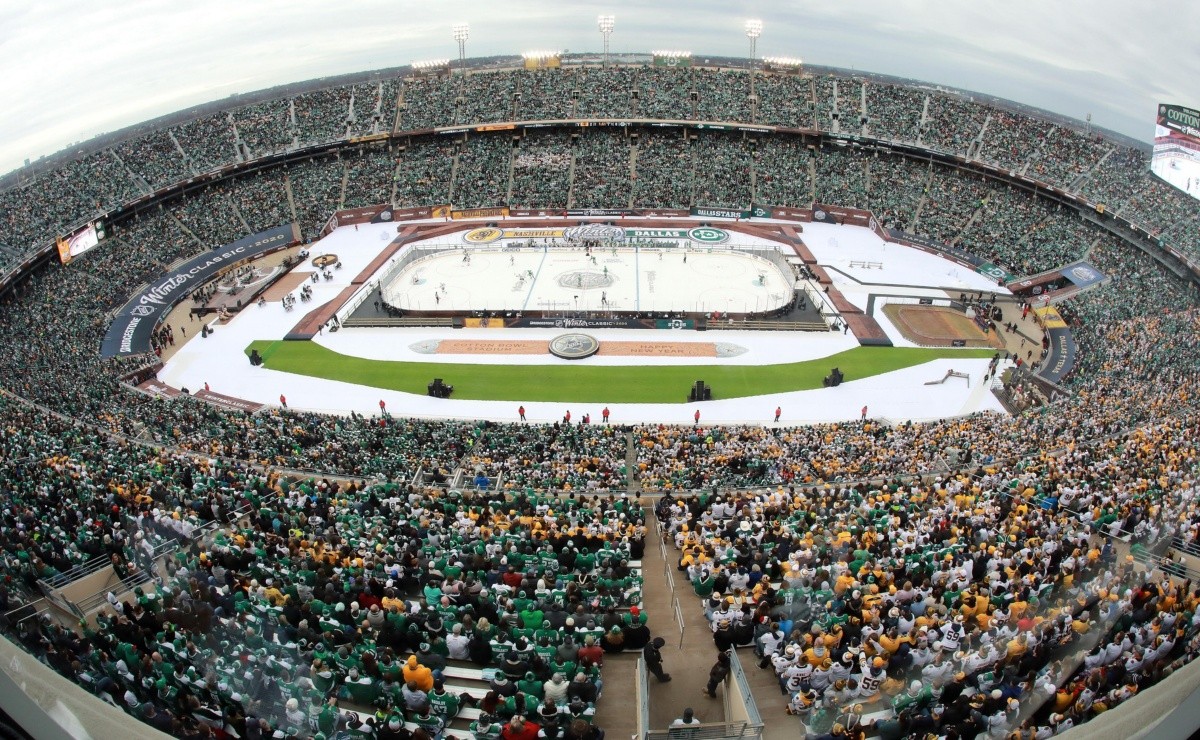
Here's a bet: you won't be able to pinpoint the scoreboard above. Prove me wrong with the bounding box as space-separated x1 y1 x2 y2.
1151 103 1200 201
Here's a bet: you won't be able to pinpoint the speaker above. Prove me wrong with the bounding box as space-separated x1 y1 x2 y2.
689 380 711 402
823 368 844 387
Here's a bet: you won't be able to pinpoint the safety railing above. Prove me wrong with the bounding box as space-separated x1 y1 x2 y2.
646 722 761 740
727 650 763 727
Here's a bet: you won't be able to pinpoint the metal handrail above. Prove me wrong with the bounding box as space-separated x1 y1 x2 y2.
73 569 156 616
1172 537 1200 558
39 555 113 588
727 649 763 726
646 722 757 740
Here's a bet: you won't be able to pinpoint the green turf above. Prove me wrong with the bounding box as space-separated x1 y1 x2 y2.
247 340 996 403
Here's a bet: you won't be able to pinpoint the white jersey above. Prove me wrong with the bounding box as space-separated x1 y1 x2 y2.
858 668 885 697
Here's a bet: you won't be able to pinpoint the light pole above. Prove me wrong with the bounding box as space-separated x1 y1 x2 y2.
452 23 469 74
745 18 762 98
598 15 615 67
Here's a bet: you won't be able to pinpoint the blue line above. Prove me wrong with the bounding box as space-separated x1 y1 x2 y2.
521 247 549 312
634 243 640 312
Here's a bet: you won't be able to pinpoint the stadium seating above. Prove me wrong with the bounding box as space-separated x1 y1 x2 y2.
0 58 1196 739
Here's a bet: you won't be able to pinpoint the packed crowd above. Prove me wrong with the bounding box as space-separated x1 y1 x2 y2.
0 59 1196 739
3 64 1199 275
659 382 1200 737
452 136 513 210
1 392 642 738
568 131 632 210
463 422 628 493
510 131 573 211
343 148 397 210
288 157 346 242
631 131 692 209
692 132 753 209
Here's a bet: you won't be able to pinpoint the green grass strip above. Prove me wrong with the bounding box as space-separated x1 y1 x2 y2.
246 340 995 403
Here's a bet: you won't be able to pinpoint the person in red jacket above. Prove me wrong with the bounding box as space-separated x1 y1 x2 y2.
500 715 541 740
577 636 604 669
694 409 701 424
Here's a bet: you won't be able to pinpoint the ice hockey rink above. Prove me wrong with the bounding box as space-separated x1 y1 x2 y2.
157 217 1015 425
382 245 794 315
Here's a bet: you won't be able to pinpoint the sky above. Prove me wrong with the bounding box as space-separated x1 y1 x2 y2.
0 0 1196 176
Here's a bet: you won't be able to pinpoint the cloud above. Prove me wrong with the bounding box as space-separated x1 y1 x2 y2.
0 0 1196 174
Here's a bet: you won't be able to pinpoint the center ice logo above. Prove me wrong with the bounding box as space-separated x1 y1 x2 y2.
564 224 625 244
687 227 729 244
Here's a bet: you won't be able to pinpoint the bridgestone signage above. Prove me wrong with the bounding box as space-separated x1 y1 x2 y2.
101 225 297 357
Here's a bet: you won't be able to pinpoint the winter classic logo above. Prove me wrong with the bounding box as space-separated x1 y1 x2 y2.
564 224 626 244
1068 265 1099 283
312 254 339 268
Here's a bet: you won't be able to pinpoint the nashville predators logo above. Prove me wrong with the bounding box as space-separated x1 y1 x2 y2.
464 227 503 244
312 254 339 268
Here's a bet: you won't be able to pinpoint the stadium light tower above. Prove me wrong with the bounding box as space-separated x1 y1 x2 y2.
452 23 470 73
745 19 763 98
745 19 763 65
598 15 615 67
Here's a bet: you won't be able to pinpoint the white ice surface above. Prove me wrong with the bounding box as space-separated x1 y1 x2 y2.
158 218 1011 424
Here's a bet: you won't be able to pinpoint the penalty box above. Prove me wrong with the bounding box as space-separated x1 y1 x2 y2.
379 223 798 316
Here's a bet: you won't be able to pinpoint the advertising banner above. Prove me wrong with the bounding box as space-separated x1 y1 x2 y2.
1039 326 1077 385
636 209 691 217
566 209 633 217
136 378 182 398
451 207 509 220
811 203 873 227
769 206 812 222
1033 306 1068 330
512 317 651 330
653 54 693 68
331 204 390 226
1059 261 1107 290
381 206 437 222
463 225 732 246
463 317 506 329
655 318 695 330
194 389 265 413
691 206 751 219
101 225 297 357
